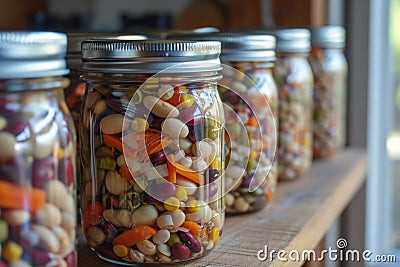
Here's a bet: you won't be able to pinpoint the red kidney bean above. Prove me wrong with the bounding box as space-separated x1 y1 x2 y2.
178 231 201 253
148 113 163 130
0 155 26 183
58 158 74 186
147 181 176 201
171 243 191 260
29 250 56 266
64 251 77 267
32 156 55 188
149 150 166 165
187 125 205 143
6 119 26 136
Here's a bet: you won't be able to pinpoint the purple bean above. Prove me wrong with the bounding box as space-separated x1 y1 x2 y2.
208 168 219 182
178 231 201 253
64 251 76 267
147 181 176 201
29 250 56 266
0 155 26 183
147 113 164 130
32 156 55 188
58 158 74 186
240 175 253 189
171 243 191 260
149 150 166 165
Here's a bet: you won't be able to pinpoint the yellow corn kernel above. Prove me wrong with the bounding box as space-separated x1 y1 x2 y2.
164 197 180 211
113 244 129 257
3 241 23 263
181 94 194 108
174 187 187 201
209 227 220 245
187 199 200 213
57 148 64 159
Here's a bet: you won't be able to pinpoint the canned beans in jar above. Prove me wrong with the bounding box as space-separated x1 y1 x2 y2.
80 74 225 264
0 80 77 267
219 63 278 213
310 47 348 158
274 53 314 180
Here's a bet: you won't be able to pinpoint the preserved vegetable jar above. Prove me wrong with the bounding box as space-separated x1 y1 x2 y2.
274 29 314 180
310 26 348 158
0 32 77 266
168 33 278 213
66 33 147 231
80 40 225 264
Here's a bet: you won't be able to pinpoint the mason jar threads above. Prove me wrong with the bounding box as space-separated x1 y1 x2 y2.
310 26 348 158
80 40 225 265
274 29 314 180
0 32 77 266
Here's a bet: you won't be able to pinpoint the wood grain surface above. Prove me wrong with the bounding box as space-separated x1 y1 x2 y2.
78 148 367 267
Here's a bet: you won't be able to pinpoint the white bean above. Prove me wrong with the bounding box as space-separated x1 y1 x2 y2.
143 96 179 118
162 118 189 139
2 210 30 226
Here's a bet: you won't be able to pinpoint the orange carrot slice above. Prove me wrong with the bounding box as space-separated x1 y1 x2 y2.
247 116 259 127
182 221 202 236
166 154 177 184
103 134 123 152
167 155 204 185
119 165 133 181
0 180 45 211
113 225 157 247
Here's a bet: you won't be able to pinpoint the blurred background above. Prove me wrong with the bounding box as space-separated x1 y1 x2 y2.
0 0 398 266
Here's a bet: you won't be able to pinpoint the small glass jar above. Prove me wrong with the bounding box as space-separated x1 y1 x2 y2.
66 33 147 234
274 29 314 180
310 26 348 158
0 32 77 266
80 40 225 265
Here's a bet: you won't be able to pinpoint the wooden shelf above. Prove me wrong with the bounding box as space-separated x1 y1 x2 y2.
78 148 367 267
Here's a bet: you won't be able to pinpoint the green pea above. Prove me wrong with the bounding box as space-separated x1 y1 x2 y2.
120 191 142 211
167 233 181 247
97 86 112 96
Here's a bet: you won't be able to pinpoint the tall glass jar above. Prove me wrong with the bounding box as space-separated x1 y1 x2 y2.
80 40 225 265
66 33 147 235
274 29 314 180
0 32 77 266
310 26 348 158
166 33 278 214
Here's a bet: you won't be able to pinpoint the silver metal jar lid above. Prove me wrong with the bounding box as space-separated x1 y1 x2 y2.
67 33 147 69
275 28 311 53
81 40 221 73
167 32 276 62
0 31 68 79
311 26 346 48
67 33 148 54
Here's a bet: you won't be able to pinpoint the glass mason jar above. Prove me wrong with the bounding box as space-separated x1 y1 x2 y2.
310 26 348 158
274 29 314 180
166 33 278 214
80 40 225 265
0 32 77 266
66 33 147 234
